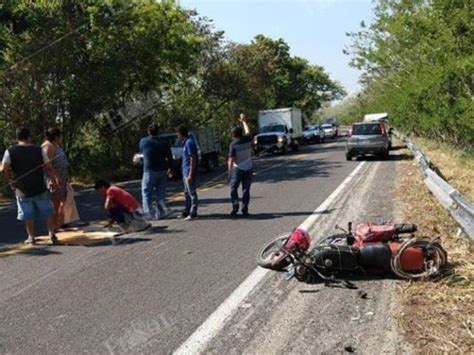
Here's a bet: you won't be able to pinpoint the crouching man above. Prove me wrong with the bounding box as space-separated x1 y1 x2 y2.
94 179 150 233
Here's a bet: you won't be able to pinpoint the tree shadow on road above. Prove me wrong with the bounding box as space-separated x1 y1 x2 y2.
197 208 337 221
253 158 342 185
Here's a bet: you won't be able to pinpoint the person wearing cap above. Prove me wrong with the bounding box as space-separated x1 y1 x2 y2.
227 113 253 217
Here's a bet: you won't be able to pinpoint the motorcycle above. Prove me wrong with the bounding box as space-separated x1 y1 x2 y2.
256 222 447 283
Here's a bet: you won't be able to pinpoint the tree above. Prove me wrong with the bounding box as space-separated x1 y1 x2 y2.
344 0 473 149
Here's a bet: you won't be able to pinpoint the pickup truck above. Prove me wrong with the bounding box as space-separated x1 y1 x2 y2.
134 128 221 178
163 129 221 176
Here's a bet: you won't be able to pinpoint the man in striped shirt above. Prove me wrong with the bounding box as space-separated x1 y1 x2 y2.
228 113 253 217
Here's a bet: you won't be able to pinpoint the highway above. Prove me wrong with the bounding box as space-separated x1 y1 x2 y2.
0 138 408 354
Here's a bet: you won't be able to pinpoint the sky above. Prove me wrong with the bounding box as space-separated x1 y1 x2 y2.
180 0 374 96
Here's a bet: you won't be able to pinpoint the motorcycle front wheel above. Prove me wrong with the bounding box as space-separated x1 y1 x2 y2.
256 234 290 270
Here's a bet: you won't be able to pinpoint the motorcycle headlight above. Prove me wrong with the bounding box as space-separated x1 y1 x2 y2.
278 136 287 143
253 137 258 145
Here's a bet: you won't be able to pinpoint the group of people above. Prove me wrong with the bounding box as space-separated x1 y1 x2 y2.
137 113 253 221
1 127 70 244
1 113 254 243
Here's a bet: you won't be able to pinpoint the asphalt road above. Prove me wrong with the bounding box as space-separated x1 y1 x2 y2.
0 137 391 354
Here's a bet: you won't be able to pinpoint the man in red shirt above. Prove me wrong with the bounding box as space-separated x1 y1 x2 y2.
94 179 150 233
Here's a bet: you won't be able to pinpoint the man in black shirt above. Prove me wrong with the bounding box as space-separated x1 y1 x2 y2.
2 128 59 244
139 123 173 219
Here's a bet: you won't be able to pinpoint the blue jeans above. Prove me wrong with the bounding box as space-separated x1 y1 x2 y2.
142 170 168 217
16 192 53 221
183 177 198 215
230 168 252 208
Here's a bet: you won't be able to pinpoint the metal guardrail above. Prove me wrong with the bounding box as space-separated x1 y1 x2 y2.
395 131 474 241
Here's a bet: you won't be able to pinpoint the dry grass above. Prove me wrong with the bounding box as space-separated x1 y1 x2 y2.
394 143 474 353
414 137 474 201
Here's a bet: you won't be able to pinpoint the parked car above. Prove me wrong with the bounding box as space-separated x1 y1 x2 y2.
253 108 303 155
322 117 339 136
346 122 390 160
321 123 337 139
303 124 325 144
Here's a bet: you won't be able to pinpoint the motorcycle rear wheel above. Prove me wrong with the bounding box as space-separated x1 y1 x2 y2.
256 234 290 270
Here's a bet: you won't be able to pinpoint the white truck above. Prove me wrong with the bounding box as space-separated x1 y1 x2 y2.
253 108 303 154
133 128 220 178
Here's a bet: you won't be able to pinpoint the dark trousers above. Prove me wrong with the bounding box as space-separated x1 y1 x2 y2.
108 207 131 224
230 168 252 208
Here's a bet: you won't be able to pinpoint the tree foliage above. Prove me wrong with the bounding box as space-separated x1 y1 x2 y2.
0 0 344 183
341 0 473 150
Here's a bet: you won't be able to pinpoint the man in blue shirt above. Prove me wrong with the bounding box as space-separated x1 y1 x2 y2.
139 123 173 219
228 114 253 217
177 125 198 220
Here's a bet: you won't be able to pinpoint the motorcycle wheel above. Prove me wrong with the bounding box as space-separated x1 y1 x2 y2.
256 234 290 270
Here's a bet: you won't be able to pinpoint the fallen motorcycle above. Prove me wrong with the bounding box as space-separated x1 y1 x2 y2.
256 222 447 282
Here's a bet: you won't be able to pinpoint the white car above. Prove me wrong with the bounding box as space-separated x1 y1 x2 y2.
303 124 325 144
321 124 337 139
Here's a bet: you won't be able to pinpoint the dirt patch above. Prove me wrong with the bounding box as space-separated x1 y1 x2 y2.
395 144 474 353
414 137 474 201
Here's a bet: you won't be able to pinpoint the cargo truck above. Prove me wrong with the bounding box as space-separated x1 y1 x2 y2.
253 108 303 155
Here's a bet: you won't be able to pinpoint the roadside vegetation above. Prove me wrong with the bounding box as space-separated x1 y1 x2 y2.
0 0 345 198
414 137 474 201
324 1 473 351
325 0 473 151
395 144 473 353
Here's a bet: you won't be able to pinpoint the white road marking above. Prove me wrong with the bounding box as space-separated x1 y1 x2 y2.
173 161 367 355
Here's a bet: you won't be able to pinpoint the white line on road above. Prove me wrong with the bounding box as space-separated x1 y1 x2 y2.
173 161 367 355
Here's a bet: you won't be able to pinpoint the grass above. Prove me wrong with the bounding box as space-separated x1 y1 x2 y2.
394 142 474 353
413 137 474 201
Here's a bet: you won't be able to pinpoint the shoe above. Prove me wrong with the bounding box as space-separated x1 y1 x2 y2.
47 234 58 245
181 211 189 219
24 237 36 245
230 205 239 217
157 208 173 220
184 214 198 221
242 207 250 217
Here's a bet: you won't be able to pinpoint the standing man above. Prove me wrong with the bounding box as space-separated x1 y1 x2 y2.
228 113 253 217
139 123 173 220
1 127 59 244
177 125 198 220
